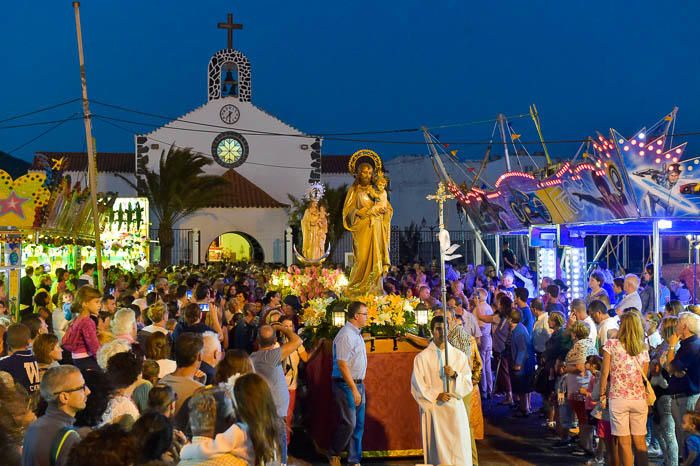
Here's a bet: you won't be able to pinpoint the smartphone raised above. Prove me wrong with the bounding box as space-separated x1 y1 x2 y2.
199 303 210 313
186 290 193 300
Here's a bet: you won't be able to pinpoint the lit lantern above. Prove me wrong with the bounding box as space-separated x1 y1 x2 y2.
415 304 430 326
332 310 346 327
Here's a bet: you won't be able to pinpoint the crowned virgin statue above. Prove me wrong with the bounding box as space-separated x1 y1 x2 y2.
342 149 393 297
300 183 329 262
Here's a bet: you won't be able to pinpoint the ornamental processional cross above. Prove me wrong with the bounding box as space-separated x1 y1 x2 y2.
426 181 455 392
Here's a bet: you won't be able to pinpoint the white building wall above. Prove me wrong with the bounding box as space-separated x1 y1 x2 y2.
172 207 289 264
63 171 137 197
141 96 318 204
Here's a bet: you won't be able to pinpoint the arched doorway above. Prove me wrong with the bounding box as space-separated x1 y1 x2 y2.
207 231 264 263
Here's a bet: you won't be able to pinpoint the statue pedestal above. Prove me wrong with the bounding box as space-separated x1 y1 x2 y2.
302 338 423 458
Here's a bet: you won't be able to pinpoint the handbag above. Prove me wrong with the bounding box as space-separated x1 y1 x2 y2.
633 357 656 406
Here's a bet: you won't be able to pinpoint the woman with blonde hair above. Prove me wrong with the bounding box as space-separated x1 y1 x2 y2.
600 309 650 466
61 286 102 372
111 308 137 344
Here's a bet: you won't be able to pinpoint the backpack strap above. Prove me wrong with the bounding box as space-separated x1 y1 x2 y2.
49 426 77 466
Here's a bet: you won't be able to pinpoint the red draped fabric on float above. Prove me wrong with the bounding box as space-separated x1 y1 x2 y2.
303 339 423 456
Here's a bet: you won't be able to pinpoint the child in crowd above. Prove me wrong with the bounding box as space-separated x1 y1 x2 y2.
682 412 700 466
582 355 608 466
554 358 577 447
142 359 160 386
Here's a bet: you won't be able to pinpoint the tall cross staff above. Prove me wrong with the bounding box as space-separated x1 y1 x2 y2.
426 182 454 393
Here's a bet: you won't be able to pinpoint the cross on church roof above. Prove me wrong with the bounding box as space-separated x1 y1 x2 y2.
217 13 243 50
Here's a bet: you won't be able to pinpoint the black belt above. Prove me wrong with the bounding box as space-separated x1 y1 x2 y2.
333 377 363 384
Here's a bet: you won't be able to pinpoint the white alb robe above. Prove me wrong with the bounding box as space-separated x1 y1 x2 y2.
411 341 473 466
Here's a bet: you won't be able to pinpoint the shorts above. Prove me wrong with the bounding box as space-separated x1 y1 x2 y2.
558 401 576 429
596 419 612 439
609 398 648 436
568 398 587 426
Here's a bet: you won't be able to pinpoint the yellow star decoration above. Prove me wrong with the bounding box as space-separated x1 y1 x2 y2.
51 157 66 171
0 170 51 228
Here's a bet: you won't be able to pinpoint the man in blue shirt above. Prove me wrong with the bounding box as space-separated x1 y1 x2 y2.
0 323 40 394
667 312 700 449
329 301 368 466
22 365 90 466
514 287 534 335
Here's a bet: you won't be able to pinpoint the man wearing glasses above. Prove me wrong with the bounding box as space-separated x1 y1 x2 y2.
22 365 90 466
328 301 368 466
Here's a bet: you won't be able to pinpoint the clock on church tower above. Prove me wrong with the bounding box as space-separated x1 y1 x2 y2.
212 131 249 168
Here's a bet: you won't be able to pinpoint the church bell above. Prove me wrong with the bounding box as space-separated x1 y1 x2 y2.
223 70 237 96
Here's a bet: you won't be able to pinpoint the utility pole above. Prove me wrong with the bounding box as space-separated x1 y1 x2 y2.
72 2 103 290
427 182 454 393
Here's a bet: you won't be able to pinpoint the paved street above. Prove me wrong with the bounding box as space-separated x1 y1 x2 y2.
290 394 590 466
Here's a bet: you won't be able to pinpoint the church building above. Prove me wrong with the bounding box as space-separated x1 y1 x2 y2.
135 13 320 263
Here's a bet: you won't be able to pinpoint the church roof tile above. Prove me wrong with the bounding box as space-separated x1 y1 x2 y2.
321 155 351 174
32 151 135 173
208 169 288 209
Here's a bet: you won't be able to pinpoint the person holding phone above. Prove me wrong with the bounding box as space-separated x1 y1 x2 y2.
251 320 303 466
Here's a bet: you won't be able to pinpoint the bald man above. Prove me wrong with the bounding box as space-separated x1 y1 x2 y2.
251 322 302 466
614 274 643 316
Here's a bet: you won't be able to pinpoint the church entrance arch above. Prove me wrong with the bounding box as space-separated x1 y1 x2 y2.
206 231 264 263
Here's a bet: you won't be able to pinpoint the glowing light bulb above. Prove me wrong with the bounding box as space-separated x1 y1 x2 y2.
639 133 646 139
689 166 694 171
631 140 637 145
666 154 671 159
656 149 662 154
618 138 624 144
676 148 683 154
640 151 645 156
673 157 678 162
639 143 645 148
655 158 661 163
623 145 629 151
657 139 663 146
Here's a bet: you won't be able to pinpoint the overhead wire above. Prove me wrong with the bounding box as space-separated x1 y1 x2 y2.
0 98 80 124
7 112 81 155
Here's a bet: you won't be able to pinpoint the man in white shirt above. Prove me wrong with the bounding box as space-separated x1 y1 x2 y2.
571 299 597 345
531 298 552 355
614 274 643 314
411 316 473 466
590 300 618 352
473 288 493 396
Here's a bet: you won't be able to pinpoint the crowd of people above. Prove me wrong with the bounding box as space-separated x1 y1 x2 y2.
0 253 698 466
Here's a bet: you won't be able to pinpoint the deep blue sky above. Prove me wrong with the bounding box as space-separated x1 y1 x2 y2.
2 0 700 163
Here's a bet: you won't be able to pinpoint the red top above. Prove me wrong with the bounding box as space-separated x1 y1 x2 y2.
61 316 100 356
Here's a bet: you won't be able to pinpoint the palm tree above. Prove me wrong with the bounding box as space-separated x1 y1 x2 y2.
120 146 227 265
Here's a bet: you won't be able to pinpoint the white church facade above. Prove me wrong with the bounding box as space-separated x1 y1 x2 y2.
135 13 320 263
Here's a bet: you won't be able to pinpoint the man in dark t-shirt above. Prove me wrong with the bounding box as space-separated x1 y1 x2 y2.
502 241 517 270
0 323 40 394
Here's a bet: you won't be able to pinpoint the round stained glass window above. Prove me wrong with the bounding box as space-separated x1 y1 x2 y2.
211 132 249 168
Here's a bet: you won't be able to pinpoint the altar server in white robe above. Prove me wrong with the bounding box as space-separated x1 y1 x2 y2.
411 315 473 466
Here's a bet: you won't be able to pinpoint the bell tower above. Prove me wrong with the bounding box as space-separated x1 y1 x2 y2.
207 13 251 102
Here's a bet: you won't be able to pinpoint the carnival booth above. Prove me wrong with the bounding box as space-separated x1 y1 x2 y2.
428 107 700 313
0 155 149 314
